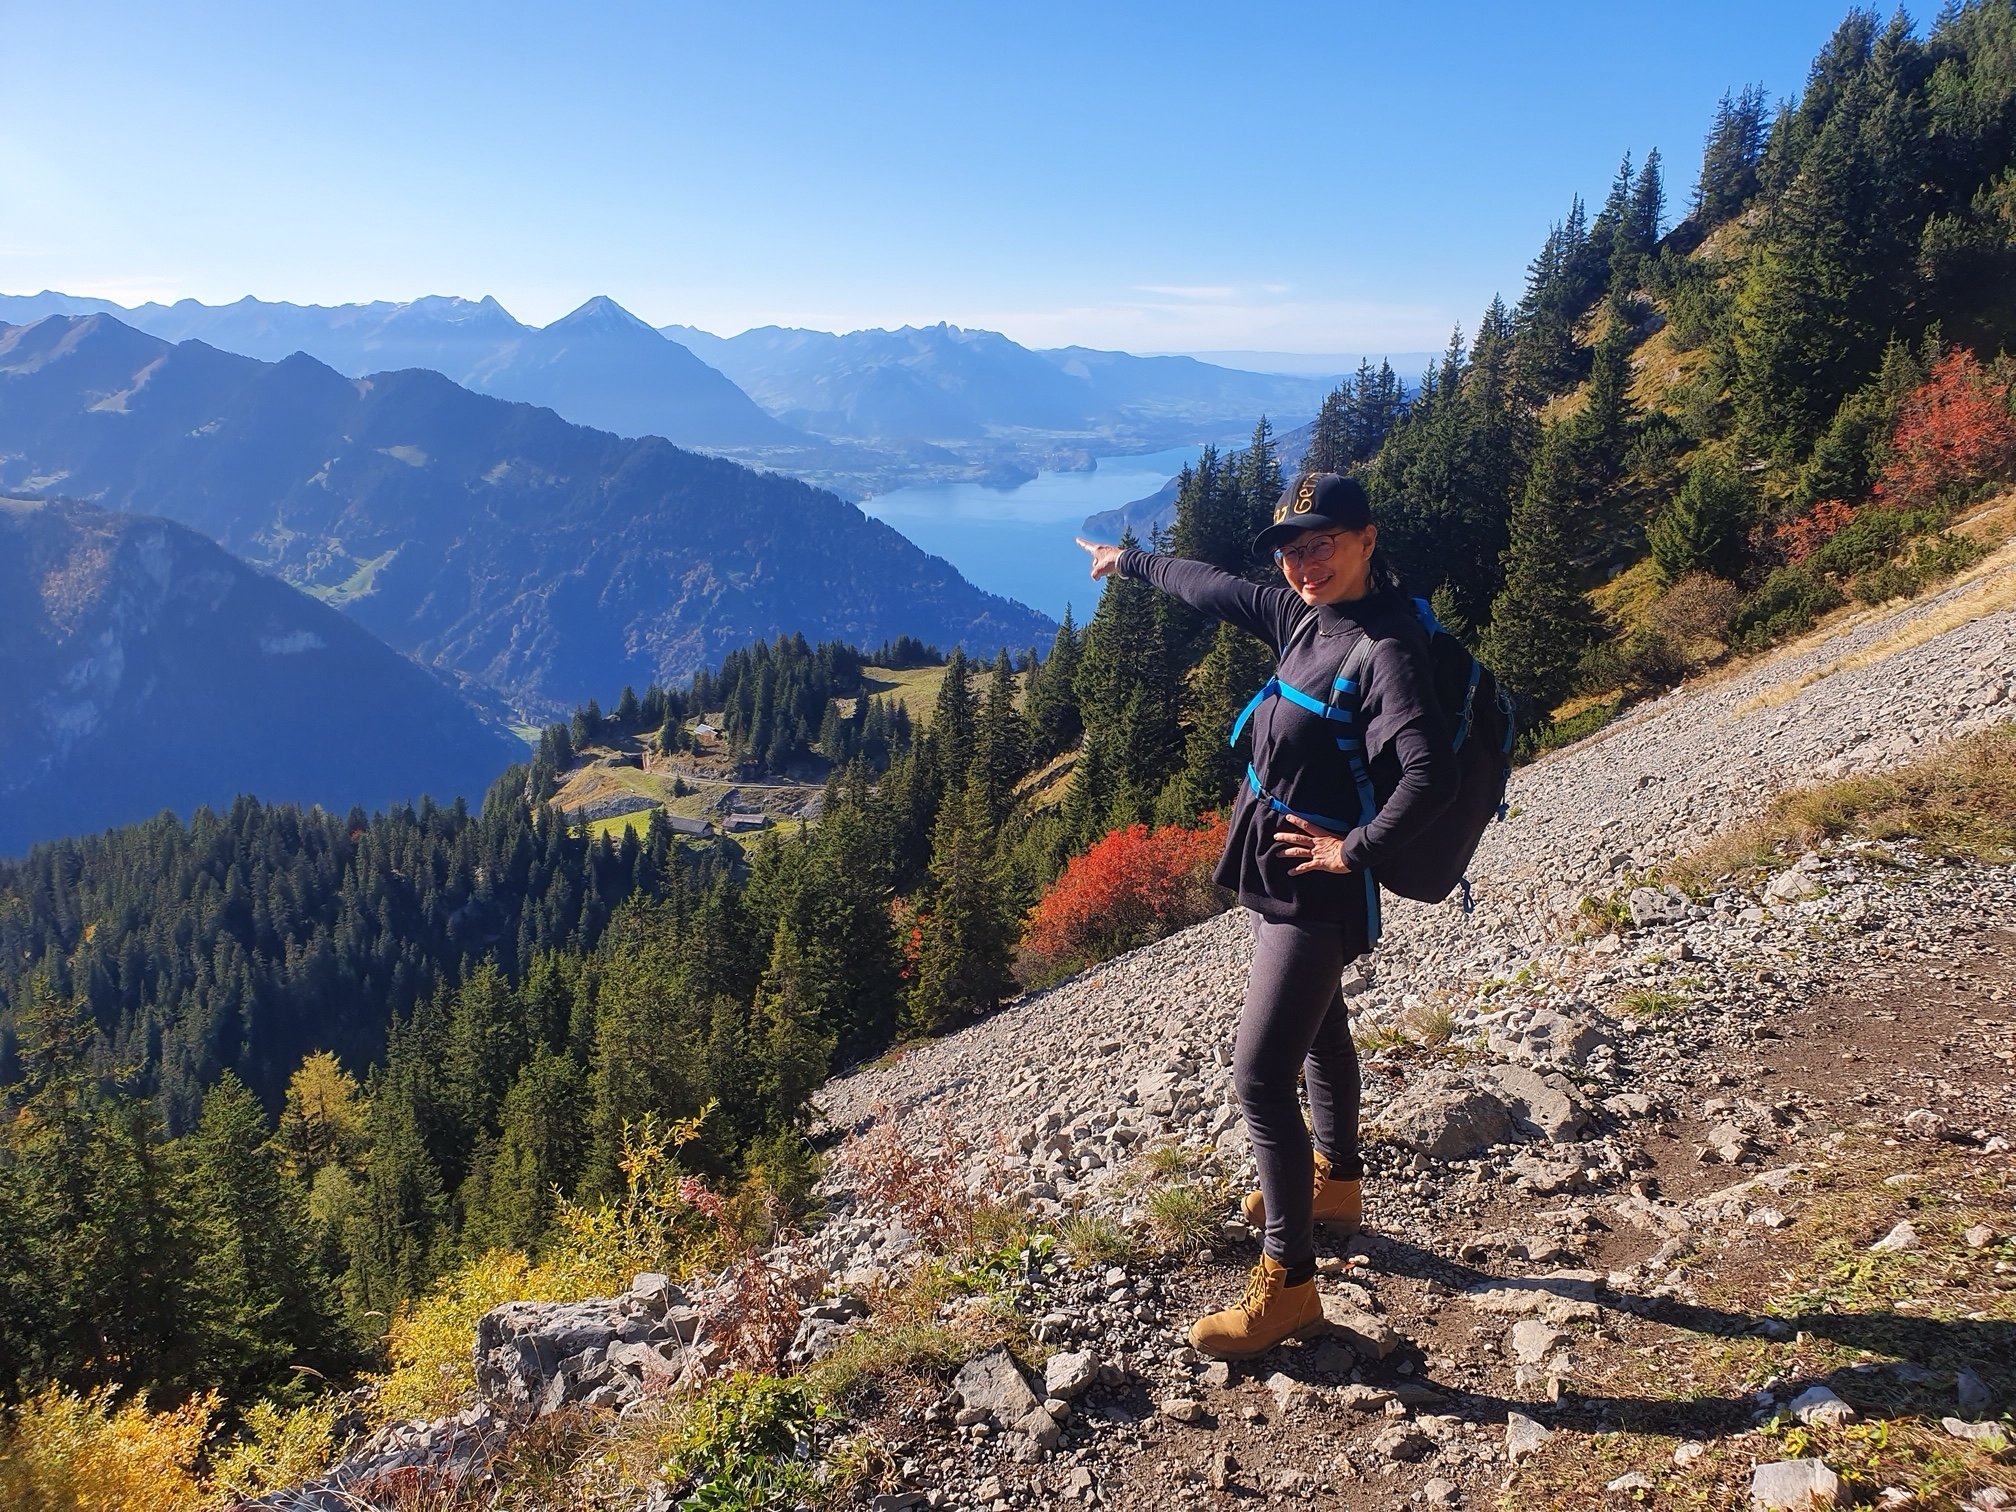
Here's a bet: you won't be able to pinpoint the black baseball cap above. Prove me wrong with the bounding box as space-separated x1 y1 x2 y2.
1253 473 1373 557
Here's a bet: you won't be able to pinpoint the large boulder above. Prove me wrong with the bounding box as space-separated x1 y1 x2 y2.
1383 1070 1515 1159
1485 1063 1594 1143
474 1274 699 1420
953 1346 1061 1454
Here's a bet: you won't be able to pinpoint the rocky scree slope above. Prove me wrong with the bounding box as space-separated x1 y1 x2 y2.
282 557 2014 1510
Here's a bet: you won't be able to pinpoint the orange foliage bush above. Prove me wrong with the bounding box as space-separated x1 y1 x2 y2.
1020 815 1228 980
1773 497 1858 564
1876 347 2016 511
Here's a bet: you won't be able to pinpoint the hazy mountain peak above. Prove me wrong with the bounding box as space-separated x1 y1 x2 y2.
549 295 655 335
390 294 524 331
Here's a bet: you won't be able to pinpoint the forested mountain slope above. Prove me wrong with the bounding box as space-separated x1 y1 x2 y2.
0 313 1054 716
0 497 523 857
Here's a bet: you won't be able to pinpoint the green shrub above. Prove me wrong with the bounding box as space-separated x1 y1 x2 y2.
658 1374 825 1511
1805 504 1943 580
1851 561 1920 603
1576 627 1690 697
1730 566 1845 648
1516 697 1623 762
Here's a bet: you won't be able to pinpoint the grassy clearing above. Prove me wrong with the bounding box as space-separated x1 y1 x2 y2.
1590 558 1666 632
1626 322 1712 409
584 809 664 843
859 663 952 725
1015 748 1077 811
1507 1134 2015 1510
1670 725 2016 887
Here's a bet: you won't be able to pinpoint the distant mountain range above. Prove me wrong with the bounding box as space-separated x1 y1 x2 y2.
0 313 1055 717
664 321 1340 447
0 292 1345 498
0 496 524 857
0 290 797 451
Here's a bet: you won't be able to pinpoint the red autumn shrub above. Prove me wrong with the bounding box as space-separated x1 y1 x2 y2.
1773 497 1858 565
1020 814 1228 981
1876 348 2016 511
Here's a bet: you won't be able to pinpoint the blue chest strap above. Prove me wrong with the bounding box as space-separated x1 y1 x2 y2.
1229 673 1361 747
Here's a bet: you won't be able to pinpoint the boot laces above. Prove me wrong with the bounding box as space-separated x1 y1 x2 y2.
1239 1262 1278 1316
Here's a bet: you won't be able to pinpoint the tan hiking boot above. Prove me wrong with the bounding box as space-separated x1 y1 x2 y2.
1188 1255 1323 1359
1240 1152 1362 1233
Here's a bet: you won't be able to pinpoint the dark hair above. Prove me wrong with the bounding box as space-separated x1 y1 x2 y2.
1367 543 1404 596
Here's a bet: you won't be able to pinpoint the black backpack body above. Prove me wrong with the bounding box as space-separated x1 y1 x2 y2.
1331 598 1513 906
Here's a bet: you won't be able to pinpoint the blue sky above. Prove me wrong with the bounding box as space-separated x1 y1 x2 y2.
1 0 1876 354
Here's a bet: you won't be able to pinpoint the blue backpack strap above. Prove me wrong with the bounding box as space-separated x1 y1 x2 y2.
1226 611 1328 747
1245 764 1354 832
1229 677 1277 746
1327 633 1385 945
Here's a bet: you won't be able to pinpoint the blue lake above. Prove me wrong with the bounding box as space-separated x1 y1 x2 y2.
862 444 1201 628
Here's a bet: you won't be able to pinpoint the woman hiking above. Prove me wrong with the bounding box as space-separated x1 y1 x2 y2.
1076 471 1456 1359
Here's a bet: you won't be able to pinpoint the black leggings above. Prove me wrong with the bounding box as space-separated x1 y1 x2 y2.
1236 914 1365 1283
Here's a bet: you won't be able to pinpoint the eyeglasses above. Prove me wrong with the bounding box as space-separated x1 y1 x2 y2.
1273 532 1344 568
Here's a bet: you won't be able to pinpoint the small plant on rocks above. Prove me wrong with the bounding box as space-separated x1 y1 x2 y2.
1621 987 1688 1019
649 1373 828 1512
1144 1183 1221 1254
836 1103 1009 1256
1056 1212 1136 1268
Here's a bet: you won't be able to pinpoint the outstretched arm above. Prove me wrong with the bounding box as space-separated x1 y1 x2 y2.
1075 538 1299 651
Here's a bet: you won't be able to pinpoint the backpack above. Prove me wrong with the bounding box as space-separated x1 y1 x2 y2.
1229 597 1513 910
1331 598 1513 907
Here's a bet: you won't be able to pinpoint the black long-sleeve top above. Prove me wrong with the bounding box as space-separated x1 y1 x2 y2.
1118 548 1457 947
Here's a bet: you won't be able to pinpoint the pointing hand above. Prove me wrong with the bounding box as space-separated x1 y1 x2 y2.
1075 537 1122 581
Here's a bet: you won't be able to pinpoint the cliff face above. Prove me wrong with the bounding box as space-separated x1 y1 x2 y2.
0 497 523 855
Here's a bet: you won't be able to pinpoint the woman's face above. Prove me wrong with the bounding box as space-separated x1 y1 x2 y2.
1277 522 1377 606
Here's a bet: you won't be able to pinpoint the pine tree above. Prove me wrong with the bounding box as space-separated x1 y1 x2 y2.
749 922 839 1130
461 1048 586 1255
1648 454 1757 584
1693 85 1769 228
1307 387 1350 474
1479 428 1602 711
926 647 979 805
183 1073 340 1396
905 779 1018 1035
1026 608 1083 761
977 649 1028 824
344 1083 447 1323
1161 620 1273 823
1071 530 1181 829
